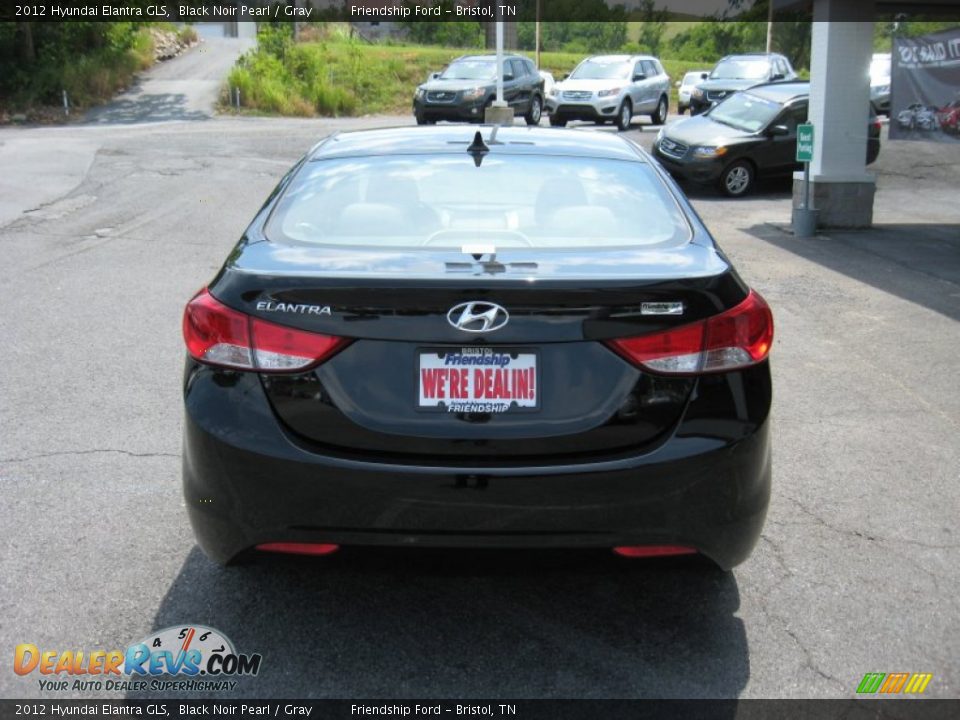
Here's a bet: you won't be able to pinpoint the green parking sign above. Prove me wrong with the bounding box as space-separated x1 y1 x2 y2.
796 123 815 162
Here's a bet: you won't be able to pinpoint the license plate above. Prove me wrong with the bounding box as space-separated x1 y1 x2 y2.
417 347 538 413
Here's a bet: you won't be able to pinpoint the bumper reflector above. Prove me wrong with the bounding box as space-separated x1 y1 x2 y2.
612 545 697 558
256 542 340 556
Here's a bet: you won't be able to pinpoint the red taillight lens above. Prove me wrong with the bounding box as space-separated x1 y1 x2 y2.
606 290 773 375
256 543 340 556
182 288 348 372
613 545 697 558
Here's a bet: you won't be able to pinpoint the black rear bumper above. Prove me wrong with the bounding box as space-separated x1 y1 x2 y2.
182 362 772 570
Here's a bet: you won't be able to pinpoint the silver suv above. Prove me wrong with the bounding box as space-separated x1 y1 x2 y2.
546 55 671 131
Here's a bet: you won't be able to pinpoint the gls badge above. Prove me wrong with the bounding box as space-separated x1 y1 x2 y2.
257 301 331 316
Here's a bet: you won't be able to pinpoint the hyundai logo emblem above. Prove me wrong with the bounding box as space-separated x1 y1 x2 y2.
447 302 509 333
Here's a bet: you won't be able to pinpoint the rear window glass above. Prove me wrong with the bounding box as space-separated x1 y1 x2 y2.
265 154 690 250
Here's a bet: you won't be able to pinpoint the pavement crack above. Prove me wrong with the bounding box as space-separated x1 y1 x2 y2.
786 496 959 550
0 449 180 464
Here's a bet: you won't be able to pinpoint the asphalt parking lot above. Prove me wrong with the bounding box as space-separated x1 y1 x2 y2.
1 43 958 699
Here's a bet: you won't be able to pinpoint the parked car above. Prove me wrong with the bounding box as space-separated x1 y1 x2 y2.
181 125 774 569
870 53 891 114
936 99 960 135
539 70 556 98
413 54 544 125
689 53 797 115
897 103 940 131
654 81 881 197
546 54 670 130
677 70 710 114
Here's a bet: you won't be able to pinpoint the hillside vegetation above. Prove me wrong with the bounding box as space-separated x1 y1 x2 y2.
0 23 197 119
225 30 708 118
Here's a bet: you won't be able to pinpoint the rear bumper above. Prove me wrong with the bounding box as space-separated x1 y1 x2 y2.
183 364 771 570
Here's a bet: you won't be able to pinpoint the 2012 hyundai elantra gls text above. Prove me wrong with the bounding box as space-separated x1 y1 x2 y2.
181 126 773 569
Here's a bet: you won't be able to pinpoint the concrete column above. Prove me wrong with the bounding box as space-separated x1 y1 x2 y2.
792 0 876 228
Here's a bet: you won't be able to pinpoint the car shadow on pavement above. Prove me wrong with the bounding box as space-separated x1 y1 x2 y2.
130 546 748 701
680 176 793 200
745 222 960 322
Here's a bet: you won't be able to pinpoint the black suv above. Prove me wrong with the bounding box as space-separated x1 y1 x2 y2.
689 53 797 115
413 54 544 125
654 81 881 197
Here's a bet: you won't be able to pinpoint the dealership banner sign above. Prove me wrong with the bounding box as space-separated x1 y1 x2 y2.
890 27 960 143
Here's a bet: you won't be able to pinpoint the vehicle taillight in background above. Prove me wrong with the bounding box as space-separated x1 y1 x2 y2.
606 290 773 375
182 288 349 372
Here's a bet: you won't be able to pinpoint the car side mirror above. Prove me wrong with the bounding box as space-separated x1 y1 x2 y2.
429 72 441 81
700 73 709 80
768 124 790 137
633 73 646 82
771 73 785 81
675 80 682 87
503 72 514 81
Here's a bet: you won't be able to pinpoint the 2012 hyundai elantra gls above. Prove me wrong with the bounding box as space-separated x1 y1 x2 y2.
181 126 773 569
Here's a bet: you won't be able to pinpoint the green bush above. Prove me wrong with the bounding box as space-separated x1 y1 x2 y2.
0 22 157 111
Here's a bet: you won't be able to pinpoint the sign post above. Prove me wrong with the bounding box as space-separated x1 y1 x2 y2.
793 123 817 237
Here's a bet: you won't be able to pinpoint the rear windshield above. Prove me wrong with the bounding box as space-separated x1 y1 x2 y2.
265 154 691 250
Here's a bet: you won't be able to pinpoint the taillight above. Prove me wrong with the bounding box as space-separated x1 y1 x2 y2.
182 288 349 372
256 543 340 556
606 290 773 375
613 545 697 558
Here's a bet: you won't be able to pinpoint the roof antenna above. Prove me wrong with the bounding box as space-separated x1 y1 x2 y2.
467 130 489 167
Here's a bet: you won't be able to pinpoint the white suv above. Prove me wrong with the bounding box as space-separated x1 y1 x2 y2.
546 55 671 131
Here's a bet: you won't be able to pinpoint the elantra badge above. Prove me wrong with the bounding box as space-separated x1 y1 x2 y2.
447 302 509 333
641 301 684 316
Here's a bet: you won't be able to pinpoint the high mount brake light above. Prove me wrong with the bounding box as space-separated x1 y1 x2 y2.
182 288 349 372
606 290 773 375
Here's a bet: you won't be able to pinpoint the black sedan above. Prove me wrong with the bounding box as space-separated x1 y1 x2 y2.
181 126 774 569
654 81 881 196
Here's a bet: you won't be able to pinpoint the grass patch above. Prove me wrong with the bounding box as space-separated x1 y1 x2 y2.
225 38 713 117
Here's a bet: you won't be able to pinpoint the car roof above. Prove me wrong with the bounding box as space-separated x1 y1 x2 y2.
309 126 646 163
720 53 782 61
581 54 659 63
455 54 524 62
742 80 810 103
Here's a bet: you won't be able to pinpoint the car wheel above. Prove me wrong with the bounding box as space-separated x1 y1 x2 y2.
719 160 754 197
414 109 429 126
616 100 632 131
678 104 687 115
549 115 567 127
525 95 543 125
652 95 668 125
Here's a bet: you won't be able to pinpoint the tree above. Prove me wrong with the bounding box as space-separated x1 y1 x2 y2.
16 22 35 64
634 0 667 56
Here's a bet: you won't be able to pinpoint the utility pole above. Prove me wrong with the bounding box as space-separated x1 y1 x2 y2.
535 0 541 69
765 0 774 53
